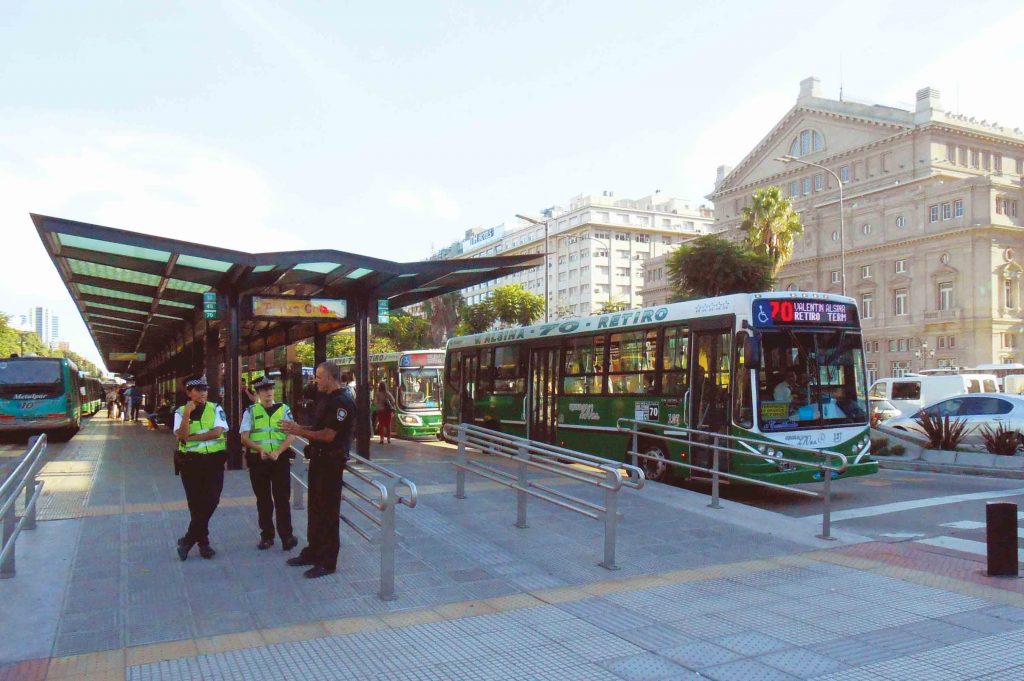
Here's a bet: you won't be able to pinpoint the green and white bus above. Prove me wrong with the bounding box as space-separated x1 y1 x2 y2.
333 350 445 440
444 292 877 485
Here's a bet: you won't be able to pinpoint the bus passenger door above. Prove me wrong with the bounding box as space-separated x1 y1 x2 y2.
460 352 479 425
688 327 732 470
527 346 559 444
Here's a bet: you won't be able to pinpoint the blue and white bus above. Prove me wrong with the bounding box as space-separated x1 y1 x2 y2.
0 356 83 441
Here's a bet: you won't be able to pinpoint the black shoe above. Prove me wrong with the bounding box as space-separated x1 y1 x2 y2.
198 544 216 559
303 566 335 579
286 554 315 567
176 537 192 561
281 536 298 551
257 538 274 550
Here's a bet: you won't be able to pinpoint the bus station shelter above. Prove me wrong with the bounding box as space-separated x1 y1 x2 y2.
31 213 540 466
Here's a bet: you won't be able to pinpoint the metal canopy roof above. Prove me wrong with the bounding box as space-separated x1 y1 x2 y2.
33 214 540 374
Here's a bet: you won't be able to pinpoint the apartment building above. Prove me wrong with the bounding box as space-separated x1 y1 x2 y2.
434 192 712 319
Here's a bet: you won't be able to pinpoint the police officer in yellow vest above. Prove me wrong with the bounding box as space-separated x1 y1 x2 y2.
174 374 228 561
240 375 298 551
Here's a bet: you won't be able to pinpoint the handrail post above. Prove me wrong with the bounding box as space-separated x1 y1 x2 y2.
23 436 40 531
291 453 306 510
631 428 638 469
818 457 834 540
379 479 398 601
515 445 529 529
708 435 722 509
455 428 467 499
1 497 15 578
599 468 619 570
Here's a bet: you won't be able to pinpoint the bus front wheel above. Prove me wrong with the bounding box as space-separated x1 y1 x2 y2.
638 443 669 483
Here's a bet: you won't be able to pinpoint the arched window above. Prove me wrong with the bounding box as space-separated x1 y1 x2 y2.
788 129 825 157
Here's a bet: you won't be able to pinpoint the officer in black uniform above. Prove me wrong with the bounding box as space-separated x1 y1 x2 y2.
280 361 355 578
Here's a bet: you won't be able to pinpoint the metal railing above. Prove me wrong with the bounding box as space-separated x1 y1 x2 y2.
1 435 47 578
444 423 644 570
289 439 417 600
616 419 849 539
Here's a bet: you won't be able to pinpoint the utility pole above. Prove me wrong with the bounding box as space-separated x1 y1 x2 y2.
515 213 550 322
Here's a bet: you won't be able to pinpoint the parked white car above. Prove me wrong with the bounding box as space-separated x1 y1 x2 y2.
868 374 999 418
884 393 1024 446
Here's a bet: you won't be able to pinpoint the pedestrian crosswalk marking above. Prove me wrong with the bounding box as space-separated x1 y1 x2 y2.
916 535 1024 562
804 487 1024 522
940 520 1024 538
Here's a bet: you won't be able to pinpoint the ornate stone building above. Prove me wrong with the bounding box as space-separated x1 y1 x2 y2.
709 77 1024 381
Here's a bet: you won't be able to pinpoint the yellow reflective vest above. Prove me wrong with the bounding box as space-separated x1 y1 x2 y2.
247 403 288 453
176 402 227 454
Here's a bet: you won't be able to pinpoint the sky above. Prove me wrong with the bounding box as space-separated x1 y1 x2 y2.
1 0 1022 371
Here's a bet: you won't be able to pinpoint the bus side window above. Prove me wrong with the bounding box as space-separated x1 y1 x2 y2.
661 326 689 395
563 334 603 394
493 345 524 394
478 349 494 396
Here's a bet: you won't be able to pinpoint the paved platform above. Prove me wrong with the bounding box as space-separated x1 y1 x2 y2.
2 415 1024 680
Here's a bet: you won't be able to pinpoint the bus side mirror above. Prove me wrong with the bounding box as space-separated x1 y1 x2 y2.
747 334 761 366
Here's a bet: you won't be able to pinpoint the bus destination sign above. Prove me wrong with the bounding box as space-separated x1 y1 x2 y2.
752 299 858 328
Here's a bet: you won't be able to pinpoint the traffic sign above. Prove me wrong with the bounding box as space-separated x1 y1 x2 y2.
203 291 218 320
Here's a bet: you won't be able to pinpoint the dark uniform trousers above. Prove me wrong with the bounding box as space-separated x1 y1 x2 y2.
180 453 225 545
248 456 293 541
301 451 345 570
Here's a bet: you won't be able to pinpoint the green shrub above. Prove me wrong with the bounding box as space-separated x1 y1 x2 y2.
870 436 890 455
914 411 972 451
979 424 1020 456
889 444 905 456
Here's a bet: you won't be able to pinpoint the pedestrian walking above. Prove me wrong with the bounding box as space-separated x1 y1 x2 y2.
105 387 119 419
374 381 396 444
173 374 228 561
125 383 140 422
280 361 355 579
239 375 298 552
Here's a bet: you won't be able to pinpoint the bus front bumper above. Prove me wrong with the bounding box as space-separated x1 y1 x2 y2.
743 459 880 486
0 415 74 432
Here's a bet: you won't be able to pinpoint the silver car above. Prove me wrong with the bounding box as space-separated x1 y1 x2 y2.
869 398 900 425
885 393 1024 445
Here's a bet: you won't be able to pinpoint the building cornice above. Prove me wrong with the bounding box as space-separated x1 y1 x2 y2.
711 106 915 200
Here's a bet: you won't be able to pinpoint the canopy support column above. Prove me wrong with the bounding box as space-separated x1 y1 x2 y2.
314 329 327 368
354 295 372 459
225 290 242 470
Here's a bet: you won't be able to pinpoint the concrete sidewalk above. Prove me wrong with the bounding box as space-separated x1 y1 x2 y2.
2 415 1023 680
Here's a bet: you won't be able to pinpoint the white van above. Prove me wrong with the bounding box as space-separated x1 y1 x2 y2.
868 374 999 417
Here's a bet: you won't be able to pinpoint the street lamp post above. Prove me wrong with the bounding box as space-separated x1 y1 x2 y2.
915 341 935 371
776 155 846 297
515 213 550 322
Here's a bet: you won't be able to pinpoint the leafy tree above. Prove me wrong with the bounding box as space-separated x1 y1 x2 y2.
455 299 497 336
552 304 573 320
375 313 431 350
741 186 804 277
667 235 774 300
490 285 544 327
594 300 629 315
294 332 394 366
420 292 462 346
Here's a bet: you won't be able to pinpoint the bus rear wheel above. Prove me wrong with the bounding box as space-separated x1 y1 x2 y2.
638 443 669 483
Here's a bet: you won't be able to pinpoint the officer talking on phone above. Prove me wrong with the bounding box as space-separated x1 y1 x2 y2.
174 374 228 561
279 361 355 578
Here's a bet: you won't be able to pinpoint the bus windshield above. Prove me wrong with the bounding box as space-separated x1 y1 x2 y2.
0 358 63 388
399 367 442 410
757 329 867 431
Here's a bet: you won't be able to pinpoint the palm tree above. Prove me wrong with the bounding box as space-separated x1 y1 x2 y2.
741 186 804 278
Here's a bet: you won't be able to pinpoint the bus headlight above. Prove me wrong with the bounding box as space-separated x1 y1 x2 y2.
399 414 422 426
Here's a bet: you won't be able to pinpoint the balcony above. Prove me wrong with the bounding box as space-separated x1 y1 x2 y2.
922 309 960 320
